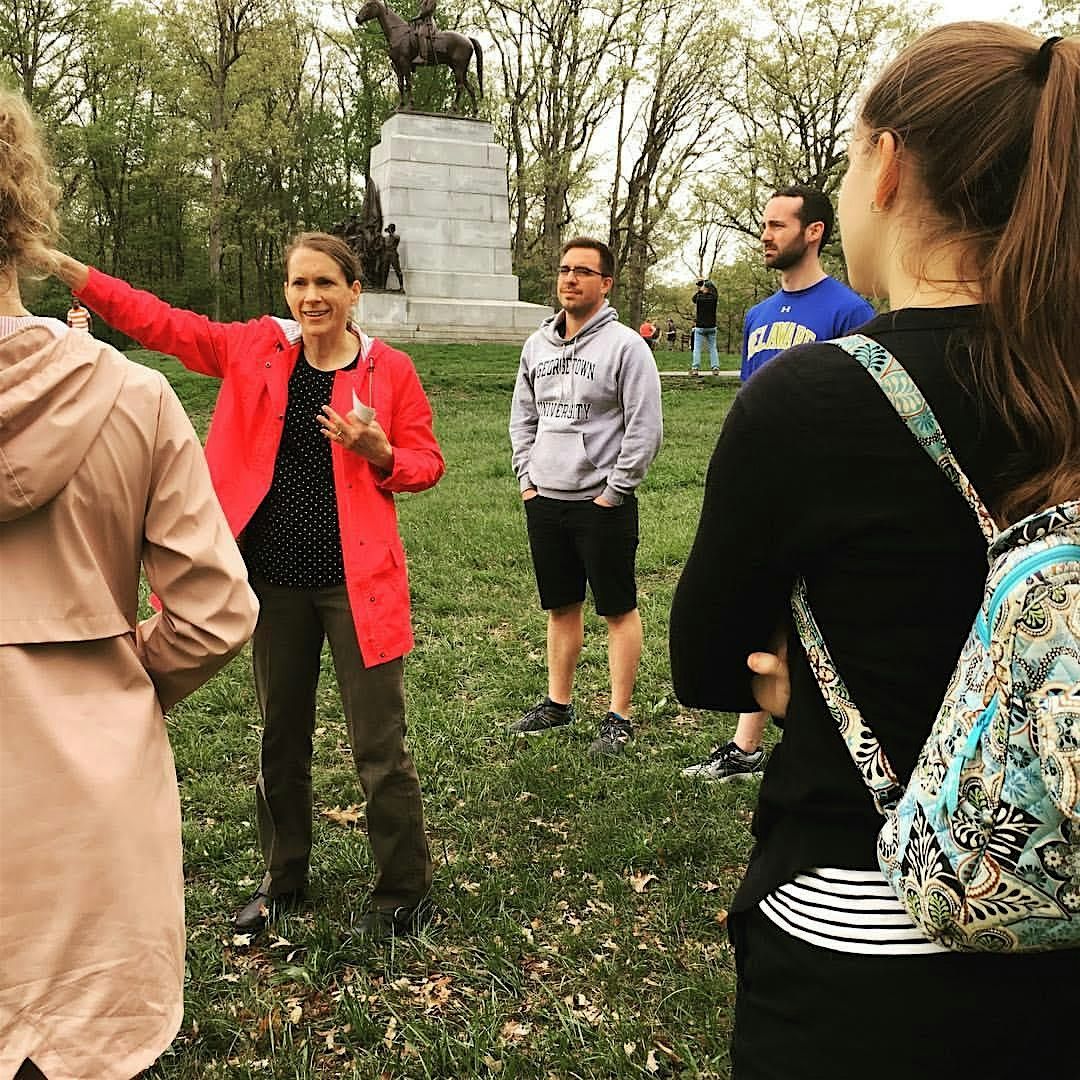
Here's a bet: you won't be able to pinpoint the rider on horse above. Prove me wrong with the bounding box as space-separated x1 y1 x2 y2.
410 0 437 65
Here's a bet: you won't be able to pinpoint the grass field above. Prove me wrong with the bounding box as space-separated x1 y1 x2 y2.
130 342 759 1080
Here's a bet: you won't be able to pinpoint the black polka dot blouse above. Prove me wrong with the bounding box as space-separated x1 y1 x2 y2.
244 352 358 588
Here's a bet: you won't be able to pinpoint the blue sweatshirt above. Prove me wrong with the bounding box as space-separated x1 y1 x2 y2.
741 276 874 381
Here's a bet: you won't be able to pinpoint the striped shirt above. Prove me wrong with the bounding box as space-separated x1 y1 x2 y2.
759 868 946 955
66 306 92 331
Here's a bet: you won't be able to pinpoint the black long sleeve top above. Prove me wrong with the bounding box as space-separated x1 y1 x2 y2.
669 306 1030 912
692 290 718 329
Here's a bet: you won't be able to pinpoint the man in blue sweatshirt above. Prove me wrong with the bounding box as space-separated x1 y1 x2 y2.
741 186 874 381
509 237 663 757
682 186 873 784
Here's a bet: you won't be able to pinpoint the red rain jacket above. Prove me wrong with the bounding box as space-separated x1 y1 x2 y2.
79 268 444 666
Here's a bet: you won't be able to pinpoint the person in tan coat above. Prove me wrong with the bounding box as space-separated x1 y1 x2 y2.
0 91 259 1080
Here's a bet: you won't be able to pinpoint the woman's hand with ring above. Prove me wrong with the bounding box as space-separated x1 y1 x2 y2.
319 405 394 471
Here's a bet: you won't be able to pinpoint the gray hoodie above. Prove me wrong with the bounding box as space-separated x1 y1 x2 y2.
509 303 662 505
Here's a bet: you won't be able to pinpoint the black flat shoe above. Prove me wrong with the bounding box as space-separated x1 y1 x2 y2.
232 888 305 935
355 898 435 943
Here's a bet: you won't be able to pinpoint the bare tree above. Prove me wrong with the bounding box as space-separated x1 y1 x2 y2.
0 0 101 119
479 0 630 295
605 0 733 323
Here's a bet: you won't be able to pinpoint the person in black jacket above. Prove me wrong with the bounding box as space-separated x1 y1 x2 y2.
690 279 719 373
670 23 1079 1080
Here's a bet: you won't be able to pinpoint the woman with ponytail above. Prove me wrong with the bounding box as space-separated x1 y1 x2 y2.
670 24 1078 1079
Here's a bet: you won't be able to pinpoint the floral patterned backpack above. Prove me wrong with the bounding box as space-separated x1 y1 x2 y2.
791 333 1080 953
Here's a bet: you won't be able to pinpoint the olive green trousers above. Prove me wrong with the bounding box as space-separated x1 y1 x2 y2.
250 579 432 910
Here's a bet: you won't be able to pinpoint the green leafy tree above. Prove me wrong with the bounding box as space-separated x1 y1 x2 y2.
160 0 285 317
688 0 922 266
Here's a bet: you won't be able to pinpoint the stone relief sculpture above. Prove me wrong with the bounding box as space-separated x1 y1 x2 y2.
333 180 396 291
355 0 484 114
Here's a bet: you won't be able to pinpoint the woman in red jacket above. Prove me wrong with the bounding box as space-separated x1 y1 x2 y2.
45 233 445 942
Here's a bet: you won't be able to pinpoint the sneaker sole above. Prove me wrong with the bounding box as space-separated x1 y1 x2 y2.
706 771 762 784
588 742 629 757
682 768 762 782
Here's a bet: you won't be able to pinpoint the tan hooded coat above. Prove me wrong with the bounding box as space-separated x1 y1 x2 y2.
0 319 258 1080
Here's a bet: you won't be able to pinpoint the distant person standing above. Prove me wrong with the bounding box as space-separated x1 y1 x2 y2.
682 186 873 784
690 279 719 374
509 237 662 757
65 295 91 332
666 317 677 350
638 319 659 350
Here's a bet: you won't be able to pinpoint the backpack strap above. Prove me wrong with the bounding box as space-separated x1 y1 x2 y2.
790 333 996 815
791 578 905 814
831 334 998 545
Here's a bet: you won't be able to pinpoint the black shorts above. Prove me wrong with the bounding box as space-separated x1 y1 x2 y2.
524 494 638 616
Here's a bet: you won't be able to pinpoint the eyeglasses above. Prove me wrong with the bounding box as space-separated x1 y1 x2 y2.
557 265 607 279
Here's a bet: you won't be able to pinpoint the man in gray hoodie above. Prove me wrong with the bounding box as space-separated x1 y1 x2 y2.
508 237 663 756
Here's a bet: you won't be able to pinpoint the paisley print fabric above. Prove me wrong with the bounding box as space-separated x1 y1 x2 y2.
791 334 1080 953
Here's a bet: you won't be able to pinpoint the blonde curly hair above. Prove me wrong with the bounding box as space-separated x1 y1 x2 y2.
0 90 60 275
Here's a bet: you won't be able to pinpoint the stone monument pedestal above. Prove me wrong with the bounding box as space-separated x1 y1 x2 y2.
354 113 550 344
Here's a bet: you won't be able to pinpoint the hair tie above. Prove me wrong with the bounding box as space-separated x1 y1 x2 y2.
1027 35 1062 82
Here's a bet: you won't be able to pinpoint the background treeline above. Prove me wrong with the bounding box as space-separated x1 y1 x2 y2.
4 0 1074 336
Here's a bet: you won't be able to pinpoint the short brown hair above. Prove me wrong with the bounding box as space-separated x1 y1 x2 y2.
0 90 60 275
560 237 615 278
284 231 361 284
770 186 834 248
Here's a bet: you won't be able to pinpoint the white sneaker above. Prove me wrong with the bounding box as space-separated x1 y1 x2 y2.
681 741 765 782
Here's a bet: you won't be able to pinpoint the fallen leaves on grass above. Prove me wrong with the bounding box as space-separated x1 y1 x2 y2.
320 805 364 828
500 1020 531 1043
563 991 604 1025
413 974 454 1012
528 817 569 838
383 1016 398 1048
627 870 659 893
521 956 551 980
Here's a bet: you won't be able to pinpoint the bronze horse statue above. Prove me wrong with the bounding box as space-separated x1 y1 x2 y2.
355 0 483 114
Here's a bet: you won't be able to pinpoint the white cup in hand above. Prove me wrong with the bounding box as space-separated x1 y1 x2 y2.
351 390 375 424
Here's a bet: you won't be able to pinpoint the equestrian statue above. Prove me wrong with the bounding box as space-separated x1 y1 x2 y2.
355 0 484 114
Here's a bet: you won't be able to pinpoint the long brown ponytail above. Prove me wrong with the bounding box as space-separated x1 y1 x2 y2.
860 23 1080 522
